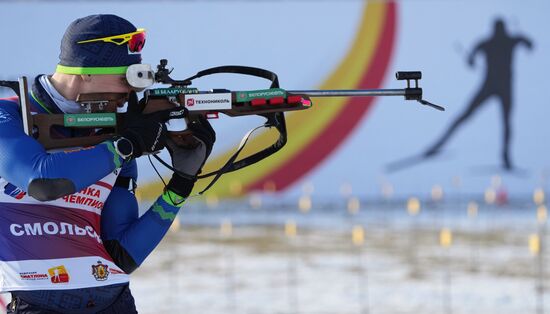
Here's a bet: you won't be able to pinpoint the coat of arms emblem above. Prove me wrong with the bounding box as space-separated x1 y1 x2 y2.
92 261 110 281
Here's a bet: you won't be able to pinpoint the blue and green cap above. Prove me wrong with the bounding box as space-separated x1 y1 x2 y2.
56 14 143 75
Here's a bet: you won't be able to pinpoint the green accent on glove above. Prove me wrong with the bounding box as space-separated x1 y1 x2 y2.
161 190 186 208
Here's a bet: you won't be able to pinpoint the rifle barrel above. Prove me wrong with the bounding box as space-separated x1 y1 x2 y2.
287 89 407 97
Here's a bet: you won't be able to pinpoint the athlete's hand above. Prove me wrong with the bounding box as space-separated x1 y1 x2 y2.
119 91 171 158
165 116 216 198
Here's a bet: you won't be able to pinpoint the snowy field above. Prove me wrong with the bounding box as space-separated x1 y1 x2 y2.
2 198 548 314
129 198 549 314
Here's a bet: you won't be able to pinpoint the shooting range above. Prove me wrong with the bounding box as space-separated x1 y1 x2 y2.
1 0 549 313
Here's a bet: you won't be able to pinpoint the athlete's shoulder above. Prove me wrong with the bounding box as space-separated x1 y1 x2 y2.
0 96 20 108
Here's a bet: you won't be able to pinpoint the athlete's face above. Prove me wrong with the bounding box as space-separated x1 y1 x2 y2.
79 74 133 95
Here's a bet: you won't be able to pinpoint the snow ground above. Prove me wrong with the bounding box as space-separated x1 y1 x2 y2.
129 200 549 314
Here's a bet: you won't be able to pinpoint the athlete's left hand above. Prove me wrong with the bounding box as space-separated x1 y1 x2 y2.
165 116 216 198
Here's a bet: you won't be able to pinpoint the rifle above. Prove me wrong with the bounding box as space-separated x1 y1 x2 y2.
0 59 443 193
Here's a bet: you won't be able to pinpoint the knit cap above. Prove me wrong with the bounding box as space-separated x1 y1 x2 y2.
56 14 143 75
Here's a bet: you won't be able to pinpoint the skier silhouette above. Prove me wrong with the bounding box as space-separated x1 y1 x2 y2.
423 18 533 170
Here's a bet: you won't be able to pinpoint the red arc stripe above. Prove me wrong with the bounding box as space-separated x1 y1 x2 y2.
247 1 397 192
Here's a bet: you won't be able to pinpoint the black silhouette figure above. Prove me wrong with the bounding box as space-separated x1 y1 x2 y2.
423 18 533 170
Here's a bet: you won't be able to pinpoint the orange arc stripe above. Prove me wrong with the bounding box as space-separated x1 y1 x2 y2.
197 1 387 198
138 1 389 201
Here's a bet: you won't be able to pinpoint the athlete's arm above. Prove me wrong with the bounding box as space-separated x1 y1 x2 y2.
101 180 181 274
100 110 214 274
0 101 122 201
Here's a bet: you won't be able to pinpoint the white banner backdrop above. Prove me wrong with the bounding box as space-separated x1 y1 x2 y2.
0 0 548 200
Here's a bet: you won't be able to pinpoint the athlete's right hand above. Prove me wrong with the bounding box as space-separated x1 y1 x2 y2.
119 91 171 158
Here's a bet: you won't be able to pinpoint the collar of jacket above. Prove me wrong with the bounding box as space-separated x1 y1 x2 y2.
31 75 63 114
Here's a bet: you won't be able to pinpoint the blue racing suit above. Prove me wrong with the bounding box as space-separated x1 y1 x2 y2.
0 75 183 313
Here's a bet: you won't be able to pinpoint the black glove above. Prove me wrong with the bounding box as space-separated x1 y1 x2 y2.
119 91 171 158
165 116 216 198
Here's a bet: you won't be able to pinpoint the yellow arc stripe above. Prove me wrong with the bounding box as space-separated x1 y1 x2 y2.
200 1 386 196
138 1 387 201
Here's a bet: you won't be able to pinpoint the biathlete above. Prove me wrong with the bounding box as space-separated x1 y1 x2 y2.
0 14 214 313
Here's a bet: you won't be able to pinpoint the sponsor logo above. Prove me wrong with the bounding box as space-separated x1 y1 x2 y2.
10 222 103 243
183 93 232 111
195 98 230 105
92 261 110 281
248 90 285 98
150 88 199 96
64 113 116 127
3 183 26 199
48 265 69 284
235 88 287 103
19 271 48 281
169 109 186 118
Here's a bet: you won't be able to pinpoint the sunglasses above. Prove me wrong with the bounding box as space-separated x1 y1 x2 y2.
77 28 146 53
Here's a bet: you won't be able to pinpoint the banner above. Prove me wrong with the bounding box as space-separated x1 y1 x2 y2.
0 0 547 200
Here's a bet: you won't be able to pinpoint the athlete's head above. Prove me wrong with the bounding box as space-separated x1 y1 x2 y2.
493 18 507 36
52 14 146 99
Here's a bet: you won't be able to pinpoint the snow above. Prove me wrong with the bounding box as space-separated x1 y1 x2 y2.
127 199 549 314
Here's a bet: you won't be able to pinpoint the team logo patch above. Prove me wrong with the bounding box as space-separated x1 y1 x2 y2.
3 183 26 199
92 261 110 281
48 265 70 284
